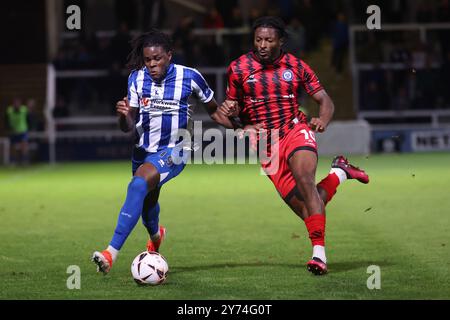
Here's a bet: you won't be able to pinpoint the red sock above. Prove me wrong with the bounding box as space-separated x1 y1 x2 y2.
317 173 340 204
304 214 326 246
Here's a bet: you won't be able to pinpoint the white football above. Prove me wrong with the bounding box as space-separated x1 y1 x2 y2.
131 251 169 285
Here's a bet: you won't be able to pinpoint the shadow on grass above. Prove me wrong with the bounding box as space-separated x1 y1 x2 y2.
170 260 395 274
330 260 395 273
171 261 300 274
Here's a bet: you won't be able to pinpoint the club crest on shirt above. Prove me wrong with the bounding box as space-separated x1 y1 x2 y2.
140 97 151 106
282 70 293 81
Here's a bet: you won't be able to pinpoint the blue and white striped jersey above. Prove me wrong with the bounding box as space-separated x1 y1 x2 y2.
127 63 214 152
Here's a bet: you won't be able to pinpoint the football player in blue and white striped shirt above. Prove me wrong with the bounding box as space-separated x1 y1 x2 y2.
92 29 236 274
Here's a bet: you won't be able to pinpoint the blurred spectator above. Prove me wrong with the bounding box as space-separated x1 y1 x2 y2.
266 5 281 17
94 36 113 69
411 90 428 109
411 42 428 70
362 81 389 110
215 0 238 27
53 47 69 70
229 6 244 28
171 38 187 65
416 1 433 23
298 0 322 51
414 59 439 108
391 86 410 111
437 0 450 60
141 0 166 29
172 16 196 66
108 62 127 114
360 64 390 111
441 50 450 107
276 0 295 22
248 8 262 27
73 77 93 111
76 43 94 69
330 12 349 74
115 0 138 29
357 33 383 63
26 98 44 132
389 41 411 63
203 7 224 29
53 95 70 118
386 0 407 22
285 17 306 58
111 22 132 68
437 0 450 21
200 36 224 66
6 98 29 165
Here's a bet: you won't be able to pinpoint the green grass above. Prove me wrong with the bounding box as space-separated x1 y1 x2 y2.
0 153 449 299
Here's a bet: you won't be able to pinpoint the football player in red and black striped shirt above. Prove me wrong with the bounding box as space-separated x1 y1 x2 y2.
220 16 369 275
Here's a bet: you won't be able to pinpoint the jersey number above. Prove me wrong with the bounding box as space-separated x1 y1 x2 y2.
300 129 316 142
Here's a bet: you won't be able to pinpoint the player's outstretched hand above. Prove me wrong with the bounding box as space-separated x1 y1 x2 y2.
219 100 239 117
116 97 130 117
308 117 326 132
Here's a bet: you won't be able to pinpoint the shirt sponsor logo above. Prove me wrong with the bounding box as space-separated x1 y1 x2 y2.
140 98 179 111
246 75 258 83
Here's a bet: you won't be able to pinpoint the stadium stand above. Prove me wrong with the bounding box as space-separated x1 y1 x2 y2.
2 0 450 163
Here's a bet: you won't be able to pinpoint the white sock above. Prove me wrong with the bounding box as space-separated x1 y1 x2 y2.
107 245 119 262
150 230 160 242
330 168 347 184
312 245 327 264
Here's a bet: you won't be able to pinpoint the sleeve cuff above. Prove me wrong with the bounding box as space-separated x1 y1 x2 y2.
308 86 324 96
203 90 214 103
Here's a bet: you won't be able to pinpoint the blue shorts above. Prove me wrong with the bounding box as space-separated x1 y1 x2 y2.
132 145 188 187
10 133 28 144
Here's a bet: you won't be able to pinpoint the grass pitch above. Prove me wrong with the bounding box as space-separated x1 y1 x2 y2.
0 153 449 299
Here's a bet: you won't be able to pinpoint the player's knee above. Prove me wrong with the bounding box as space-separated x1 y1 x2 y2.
127 176 149 195
135 164 160 190
297 173 315 189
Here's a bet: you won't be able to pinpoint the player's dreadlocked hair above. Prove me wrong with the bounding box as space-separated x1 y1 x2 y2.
126 29 173 70
252 16 287 39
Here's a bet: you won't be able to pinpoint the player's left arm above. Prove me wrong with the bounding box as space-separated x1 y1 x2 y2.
309 89 335 133
192 67 241 129
299 60 335 132
204 98 241 129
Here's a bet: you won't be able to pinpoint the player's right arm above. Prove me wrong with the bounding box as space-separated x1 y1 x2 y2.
119 71 140 133
217 63 247 128
218 99 263 151
117 97 136 133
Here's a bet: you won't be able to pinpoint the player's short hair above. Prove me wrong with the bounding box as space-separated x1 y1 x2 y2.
252 16 287 39
126 29 173 70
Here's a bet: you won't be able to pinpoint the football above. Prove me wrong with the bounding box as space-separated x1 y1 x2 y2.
131 251 169 285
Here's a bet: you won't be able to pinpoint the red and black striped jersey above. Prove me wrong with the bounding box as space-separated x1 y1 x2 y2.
226 51 323 137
